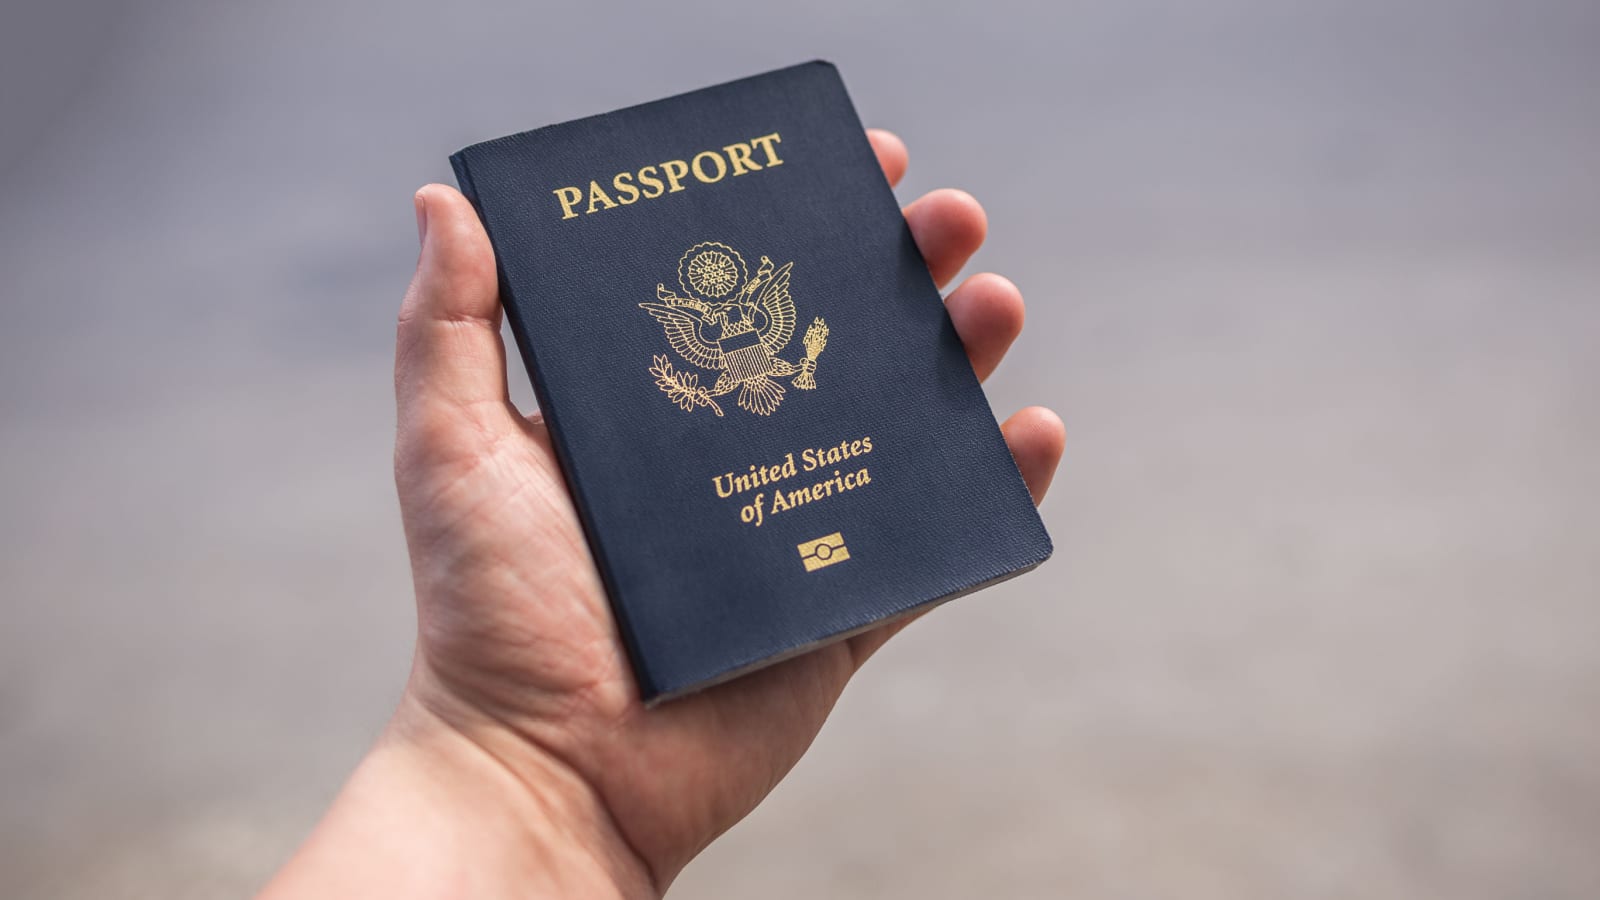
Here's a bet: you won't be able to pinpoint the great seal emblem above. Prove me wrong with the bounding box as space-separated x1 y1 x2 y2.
640 242 829 417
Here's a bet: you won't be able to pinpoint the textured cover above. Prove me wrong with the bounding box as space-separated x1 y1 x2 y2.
450 61 1051 701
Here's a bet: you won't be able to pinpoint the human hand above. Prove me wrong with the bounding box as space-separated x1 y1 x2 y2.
262 130 1064 899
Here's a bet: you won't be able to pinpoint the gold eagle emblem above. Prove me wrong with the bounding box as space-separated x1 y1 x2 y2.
640 241 829 416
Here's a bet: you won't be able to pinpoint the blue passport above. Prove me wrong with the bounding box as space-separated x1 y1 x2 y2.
450 61 1051 701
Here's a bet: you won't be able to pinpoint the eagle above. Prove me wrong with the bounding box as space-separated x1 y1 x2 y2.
639 255 800 415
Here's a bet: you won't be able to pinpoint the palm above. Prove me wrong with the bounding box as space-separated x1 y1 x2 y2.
394 131 1063 891
398 403 866 881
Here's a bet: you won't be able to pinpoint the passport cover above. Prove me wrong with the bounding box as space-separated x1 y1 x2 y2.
451 61 1051 702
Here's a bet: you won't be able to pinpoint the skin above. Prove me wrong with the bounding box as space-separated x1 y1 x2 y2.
260 129 1066 899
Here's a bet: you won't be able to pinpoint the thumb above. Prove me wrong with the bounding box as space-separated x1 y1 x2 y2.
395 184 511 434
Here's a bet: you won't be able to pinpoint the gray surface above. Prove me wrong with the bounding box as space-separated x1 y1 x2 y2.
2 1 1598 897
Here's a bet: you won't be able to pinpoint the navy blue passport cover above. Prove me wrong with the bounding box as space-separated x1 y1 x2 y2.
451 61 1051 702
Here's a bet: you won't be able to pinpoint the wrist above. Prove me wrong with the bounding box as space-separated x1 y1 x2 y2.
261 674 655 899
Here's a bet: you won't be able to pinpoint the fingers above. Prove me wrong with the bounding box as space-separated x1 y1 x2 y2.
867 128 908 187
1001 406 1065 503
946 273 1025 382
881 142 1018 384
869 130 984 292
904 188 986 289
396 185 510 426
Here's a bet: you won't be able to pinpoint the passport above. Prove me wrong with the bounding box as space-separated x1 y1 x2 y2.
450 61 1052 702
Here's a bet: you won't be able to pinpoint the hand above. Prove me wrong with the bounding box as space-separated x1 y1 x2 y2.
262 130 1065 899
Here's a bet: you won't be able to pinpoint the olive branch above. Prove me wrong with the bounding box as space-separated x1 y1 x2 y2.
650 354 724 416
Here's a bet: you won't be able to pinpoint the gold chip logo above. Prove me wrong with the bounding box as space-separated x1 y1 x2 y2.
797 532 850 572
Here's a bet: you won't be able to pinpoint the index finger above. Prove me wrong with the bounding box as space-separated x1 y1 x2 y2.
867 129 908 187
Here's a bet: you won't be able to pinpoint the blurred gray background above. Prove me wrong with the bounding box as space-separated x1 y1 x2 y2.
2 1 1597 897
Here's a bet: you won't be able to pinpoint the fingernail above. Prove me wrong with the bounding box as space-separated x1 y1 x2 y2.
414 189 429 248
